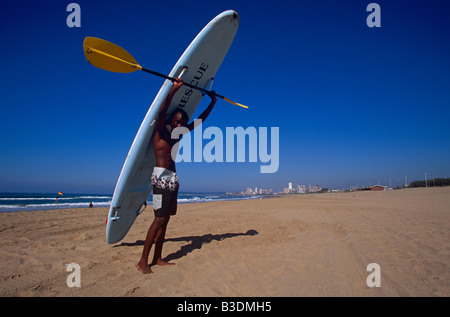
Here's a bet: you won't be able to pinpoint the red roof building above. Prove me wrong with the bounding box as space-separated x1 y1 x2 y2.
371 185 387 191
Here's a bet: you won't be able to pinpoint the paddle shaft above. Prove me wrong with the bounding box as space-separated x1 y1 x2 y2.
84 41 246 107
141 67 224 98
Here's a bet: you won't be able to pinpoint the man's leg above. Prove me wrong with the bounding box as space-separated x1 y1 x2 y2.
151 216 174 266
136 216 167 274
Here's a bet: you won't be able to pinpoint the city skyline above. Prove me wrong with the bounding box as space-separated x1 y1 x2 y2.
238 173 445 196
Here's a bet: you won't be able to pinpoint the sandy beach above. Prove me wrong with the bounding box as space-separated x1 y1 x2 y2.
0 187 449 297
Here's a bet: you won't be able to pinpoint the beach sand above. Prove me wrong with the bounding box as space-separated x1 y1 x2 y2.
0 187 449 297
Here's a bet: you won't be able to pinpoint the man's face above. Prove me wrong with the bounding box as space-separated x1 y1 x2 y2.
171 112 187 129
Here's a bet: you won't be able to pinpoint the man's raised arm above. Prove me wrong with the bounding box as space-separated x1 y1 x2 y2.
156 78 183 132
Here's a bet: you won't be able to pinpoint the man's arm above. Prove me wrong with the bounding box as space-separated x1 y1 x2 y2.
156 78 183 132
187 90 217 131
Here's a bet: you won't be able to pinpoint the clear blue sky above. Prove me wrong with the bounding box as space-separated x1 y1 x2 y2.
1 0 449 193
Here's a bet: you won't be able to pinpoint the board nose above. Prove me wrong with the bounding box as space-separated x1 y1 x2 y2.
232 11 239 21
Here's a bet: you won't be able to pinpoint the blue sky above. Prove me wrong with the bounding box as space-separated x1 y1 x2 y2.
1 0 449 193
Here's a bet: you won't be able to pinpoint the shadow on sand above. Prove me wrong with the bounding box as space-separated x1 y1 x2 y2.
163 229 259 262
115 229 258 262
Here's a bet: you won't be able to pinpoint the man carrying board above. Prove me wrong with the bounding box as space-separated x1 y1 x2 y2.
137 78 217 274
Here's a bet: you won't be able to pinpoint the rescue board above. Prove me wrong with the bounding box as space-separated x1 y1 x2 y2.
106 10 239 244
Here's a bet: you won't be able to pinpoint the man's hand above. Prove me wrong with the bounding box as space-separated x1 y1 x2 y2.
172 77 183 91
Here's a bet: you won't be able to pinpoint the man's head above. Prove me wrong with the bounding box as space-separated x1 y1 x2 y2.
168 109 189 129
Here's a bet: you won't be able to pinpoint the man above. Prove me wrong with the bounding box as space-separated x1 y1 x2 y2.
137 78 217 274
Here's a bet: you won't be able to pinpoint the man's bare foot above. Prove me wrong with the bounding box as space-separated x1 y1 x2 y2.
151 258 175 266
136 260 153 274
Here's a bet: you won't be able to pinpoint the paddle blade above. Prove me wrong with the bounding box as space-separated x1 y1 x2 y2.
83 37 142 73
222 97 249 109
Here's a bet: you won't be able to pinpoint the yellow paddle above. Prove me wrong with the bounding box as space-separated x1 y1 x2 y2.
83 37 248 109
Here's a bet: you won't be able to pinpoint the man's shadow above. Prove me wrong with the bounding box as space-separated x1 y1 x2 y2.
115 229 258 262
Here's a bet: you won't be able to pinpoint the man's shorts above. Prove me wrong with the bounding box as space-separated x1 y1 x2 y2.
151 167 179 217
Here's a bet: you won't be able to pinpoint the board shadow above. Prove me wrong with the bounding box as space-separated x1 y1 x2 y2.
114 229 259 262
163 229 258 262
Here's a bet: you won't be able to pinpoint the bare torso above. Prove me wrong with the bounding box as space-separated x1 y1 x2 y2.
153 126 177 172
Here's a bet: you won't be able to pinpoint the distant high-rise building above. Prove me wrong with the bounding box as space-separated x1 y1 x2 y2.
297 185 306 194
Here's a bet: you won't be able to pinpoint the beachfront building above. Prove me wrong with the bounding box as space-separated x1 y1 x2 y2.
244 186 273 195
297 185 306 194
371 185 387 191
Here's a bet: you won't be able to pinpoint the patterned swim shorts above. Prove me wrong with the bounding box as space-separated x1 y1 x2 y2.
151 167 179 217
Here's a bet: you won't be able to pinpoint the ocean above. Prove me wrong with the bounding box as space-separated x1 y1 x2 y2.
0 192 263 213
